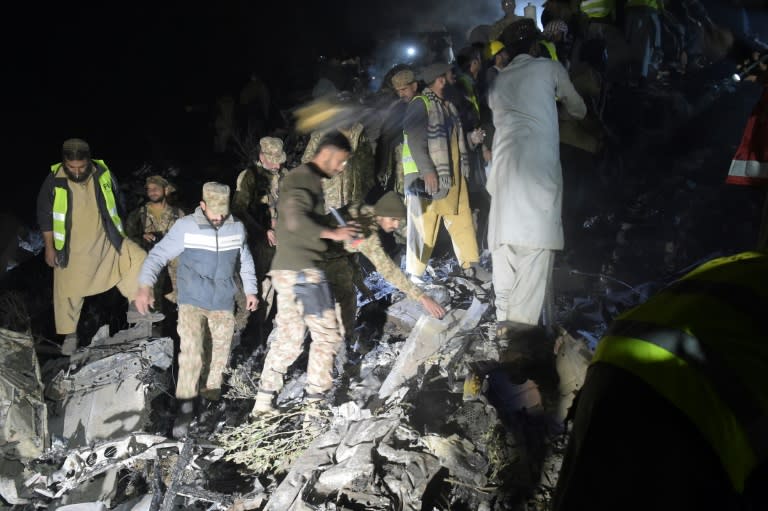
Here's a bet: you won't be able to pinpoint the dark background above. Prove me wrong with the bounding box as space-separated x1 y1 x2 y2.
5 0 768 226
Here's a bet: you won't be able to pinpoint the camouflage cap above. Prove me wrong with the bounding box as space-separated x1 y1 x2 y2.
259 136 286 165
419 62 452 85
391 69 416 88
202 182 230 216
62 138 90 159
374 191 407 218
145 175 169 188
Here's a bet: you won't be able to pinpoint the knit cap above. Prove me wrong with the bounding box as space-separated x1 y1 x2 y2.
62 138 90 159
374 191 407 218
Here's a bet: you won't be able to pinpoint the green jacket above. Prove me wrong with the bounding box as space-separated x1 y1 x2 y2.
593 251 768 492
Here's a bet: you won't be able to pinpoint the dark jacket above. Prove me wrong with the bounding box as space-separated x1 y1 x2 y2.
271 163 334 271
36 161 126 267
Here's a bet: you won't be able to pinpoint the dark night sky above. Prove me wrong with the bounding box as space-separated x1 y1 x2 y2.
6 0 767 225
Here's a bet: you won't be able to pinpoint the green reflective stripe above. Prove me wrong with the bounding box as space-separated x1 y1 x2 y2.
607 320 764 424
50 164 68 250
540 40 558 61
402 96 431 176
402 134 419 176
580 0 613 17
458 75 480 114
594 334 756 492
94 160 125 237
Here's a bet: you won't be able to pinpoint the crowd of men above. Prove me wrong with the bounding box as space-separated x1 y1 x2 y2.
35 0 767 505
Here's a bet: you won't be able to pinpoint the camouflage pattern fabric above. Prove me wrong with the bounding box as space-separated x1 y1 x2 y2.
301 123 376 212
125 203 184 305
343 205 424 301
175 304 236 400
232 163 284 280
258 269 343 395
318 255 357 338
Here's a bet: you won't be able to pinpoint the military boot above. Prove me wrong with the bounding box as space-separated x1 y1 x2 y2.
172 399 196 439
251 391 277 417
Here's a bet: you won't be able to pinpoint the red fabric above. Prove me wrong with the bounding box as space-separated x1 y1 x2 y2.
726 86 768 186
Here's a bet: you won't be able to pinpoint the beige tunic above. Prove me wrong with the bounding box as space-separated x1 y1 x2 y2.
53 172 145 334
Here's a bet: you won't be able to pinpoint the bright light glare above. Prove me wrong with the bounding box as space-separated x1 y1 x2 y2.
406 46 416 57
732 73 741 82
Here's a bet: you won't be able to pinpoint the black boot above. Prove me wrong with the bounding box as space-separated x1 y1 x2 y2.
172 399 195 439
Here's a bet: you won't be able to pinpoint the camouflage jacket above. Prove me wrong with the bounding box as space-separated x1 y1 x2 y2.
125 202 185 251
328 204 424 301
232 162 285 235
301 123 375 212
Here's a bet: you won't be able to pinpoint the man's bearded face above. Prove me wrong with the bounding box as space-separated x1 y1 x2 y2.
63 159 93 183
146 183 166 203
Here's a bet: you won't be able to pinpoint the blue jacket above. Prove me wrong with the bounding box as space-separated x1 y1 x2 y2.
138 207 258 311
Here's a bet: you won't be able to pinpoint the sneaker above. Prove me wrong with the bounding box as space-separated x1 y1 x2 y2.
251 391 277 417
61 333 78 356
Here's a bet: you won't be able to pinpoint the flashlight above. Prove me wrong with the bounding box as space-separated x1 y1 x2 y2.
732 52 768 82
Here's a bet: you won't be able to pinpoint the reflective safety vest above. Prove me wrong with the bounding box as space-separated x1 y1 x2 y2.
580 0 614 18
540 40 559 61
402 95 431 176
49 159 125 251
592 251 768 493
625 0 660 9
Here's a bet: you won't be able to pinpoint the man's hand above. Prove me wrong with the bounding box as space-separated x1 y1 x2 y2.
246 294 259 311
482 146 492 164
44 245 57 268
142 233 157 244
324 221 361 241
424 172 439 195
419 295 446 319
266 229 277 247
134 286 155 315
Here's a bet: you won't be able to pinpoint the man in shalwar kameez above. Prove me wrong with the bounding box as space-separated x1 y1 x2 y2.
487 20 586 328
37 138 147 353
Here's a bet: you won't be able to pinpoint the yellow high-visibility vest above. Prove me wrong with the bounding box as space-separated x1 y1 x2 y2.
592 251 768 492
49 159 125 250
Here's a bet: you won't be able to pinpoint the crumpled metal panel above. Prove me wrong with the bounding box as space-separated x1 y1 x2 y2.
47 337 173 447
0 327 48 461
421 434 489 487
379 298 488 400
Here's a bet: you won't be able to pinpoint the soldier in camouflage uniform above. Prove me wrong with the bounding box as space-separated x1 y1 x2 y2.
301 122 375 212
125 175 185 314
335 192 447 325
232 137 287 327
302 124 377 335
135 182 258 438
252 131 361 415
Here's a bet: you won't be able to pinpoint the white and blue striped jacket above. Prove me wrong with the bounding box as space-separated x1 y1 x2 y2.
138 207 258 311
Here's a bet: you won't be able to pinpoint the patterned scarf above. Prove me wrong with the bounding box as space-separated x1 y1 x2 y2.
421 87 470 199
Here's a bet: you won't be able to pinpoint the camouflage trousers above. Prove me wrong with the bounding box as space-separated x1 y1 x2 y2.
319 255 358 340
176 304 235 400
259 269 343 395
